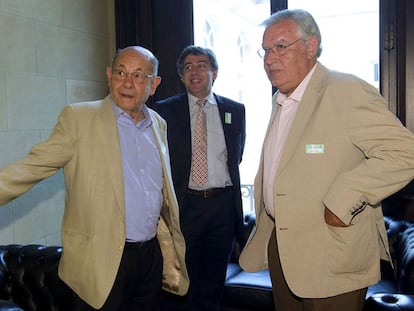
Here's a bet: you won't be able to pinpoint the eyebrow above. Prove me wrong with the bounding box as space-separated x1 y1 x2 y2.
115 64 145 72
184 60 209 66
264 39 289 46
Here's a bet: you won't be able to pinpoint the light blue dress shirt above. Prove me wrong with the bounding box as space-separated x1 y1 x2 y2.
112 101 163 242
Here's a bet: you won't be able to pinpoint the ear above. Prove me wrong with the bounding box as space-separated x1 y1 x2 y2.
305 36 319 59
106 67 112 88
212 70 218 83
150 76 162 95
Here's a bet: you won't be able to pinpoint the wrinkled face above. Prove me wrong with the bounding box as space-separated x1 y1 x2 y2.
180 54 217 99
262 19 317 96
106 48 161 116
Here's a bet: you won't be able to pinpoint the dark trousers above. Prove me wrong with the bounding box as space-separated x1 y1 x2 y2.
163 188 236 311
267 228 367 311
73 237 163 311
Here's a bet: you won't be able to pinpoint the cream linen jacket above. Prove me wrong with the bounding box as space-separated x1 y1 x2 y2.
239 63 414 298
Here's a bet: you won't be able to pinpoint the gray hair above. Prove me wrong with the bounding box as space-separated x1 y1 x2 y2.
262 9 322 58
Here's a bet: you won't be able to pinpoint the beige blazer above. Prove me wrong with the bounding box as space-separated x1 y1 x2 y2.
0 96 189 308
239 63 414 298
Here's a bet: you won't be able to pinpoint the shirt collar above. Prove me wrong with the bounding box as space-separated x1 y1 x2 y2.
187 92 217 107
111 97 153 129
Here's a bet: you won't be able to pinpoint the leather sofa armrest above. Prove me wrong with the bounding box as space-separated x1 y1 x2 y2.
230 213 256 264
395 226 414 294
0 245 73 311
382 216 414 290
0 300 24 311
364 293 414 310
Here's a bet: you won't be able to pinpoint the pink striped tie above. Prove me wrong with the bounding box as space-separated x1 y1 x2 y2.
191 99 208 186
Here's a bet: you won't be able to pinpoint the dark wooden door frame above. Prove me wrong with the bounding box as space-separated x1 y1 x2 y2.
114 0 194 101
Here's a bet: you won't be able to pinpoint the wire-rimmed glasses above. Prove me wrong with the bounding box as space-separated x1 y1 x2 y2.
112 69 153 83
257 38 305 59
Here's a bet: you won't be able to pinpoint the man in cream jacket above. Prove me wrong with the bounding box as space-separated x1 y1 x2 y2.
0 46 188 311
240 9 414 311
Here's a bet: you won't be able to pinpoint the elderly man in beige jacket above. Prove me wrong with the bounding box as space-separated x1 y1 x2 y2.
240 9 414 311
0 46 188 311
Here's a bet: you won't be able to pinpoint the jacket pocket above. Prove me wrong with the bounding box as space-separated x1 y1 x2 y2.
327 215 375 274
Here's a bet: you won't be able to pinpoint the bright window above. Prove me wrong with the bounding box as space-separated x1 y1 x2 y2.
194 0 271 213
288 0 379 89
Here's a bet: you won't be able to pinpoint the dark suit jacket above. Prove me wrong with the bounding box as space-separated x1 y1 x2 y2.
154 92 246 228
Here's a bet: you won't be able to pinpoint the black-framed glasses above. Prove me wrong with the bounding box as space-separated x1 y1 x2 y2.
112 69 153 83
257 38 305 59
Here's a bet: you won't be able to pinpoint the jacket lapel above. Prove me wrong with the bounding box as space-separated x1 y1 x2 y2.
150 113 168 163
148 110 175 223
95 96 125 217
276 63 329 176
215 94 231 145
181 94 192 159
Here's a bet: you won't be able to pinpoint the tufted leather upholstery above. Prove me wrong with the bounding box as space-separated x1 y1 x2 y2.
363 217 414 310
0 300 23 311
0 245 72 311
395 225 414 294
366 217 414 297
222 214 414 311
364 293 414 310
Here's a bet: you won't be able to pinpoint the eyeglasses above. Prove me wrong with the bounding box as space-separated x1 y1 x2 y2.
112 69 153 83
257 38 305 59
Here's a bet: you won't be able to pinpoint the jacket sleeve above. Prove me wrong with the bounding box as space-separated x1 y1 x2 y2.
0 105 76 205
323 79 414 224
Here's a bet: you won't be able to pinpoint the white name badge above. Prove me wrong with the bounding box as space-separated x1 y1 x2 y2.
225 112 232 124
305 144 325 154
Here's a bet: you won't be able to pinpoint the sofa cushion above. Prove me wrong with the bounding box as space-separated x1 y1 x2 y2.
0 300 24 311
222 263 274 311
364 293 414 310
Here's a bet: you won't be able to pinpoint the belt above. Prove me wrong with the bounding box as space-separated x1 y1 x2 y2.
186 186 232 199
124 237 155 250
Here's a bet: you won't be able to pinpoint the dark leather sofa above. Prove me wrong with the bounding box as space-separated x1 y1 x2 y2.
221 213 414 311
1 214 414 311
0 245 71 311
363 216 414 310
221 213 273 311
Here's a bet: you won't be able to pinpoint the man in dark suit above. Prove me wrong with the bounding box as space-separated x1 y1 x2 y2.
154 45 246 311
